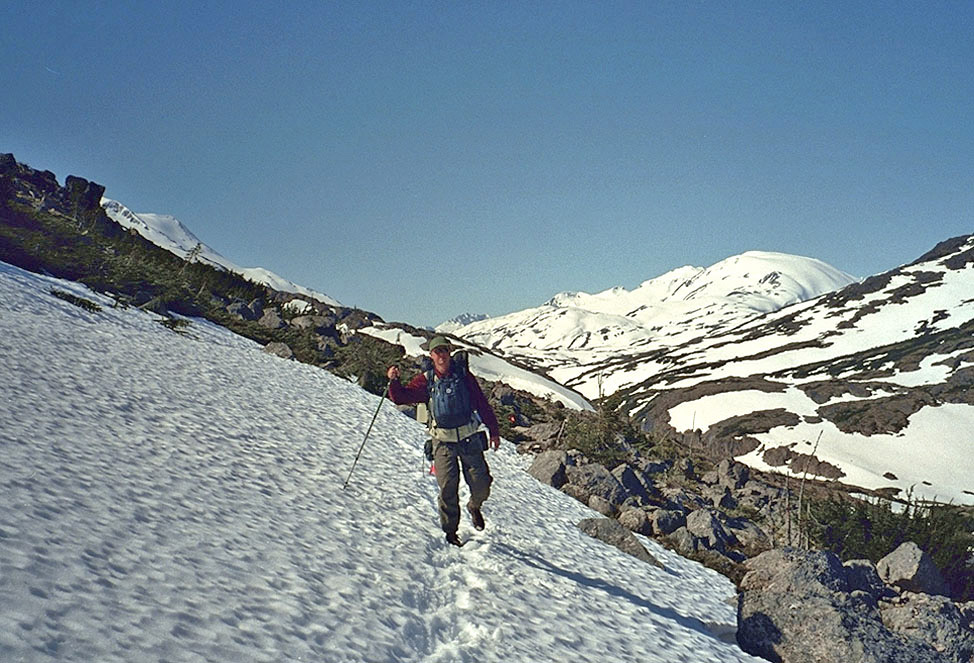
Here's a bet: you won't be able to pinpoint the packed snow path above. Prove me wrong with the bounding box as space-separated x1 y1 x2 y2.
0 262 762 662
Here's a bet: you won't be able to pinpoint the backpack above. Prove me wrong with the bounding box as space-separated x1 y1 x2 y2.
425 350 473 429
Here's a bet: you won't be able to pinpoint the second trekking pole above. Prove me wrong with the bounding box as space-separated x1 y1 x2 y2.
342 380 390 490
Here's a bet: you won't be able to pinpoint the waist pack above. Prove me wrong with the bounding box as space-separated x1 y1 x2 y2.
424 430 487 461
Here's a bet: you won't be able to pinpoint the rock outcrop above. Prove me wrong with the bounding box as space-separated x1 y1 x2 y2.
737 547 973 663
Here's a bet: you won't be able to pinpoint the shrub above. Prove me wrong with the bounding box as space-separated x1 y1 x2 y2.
333 336 404 395
810 494 974 600
50 288 101 313
159 318 192 334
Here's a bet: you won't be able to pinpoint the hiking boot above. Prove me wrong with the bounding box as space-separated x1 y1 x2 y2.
445 532 464 547
467 506 485 531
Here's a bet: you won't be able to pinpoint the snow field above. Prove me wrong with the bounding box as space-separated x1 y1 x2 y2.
0 262 762 662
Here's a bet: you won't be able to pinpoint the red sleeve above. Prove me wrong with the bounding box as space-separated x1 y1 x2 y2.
465 372 500 439
388 373 429 405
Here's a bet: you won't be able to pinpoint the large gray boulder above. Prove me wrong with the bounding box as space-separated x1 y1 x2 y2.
617 507 653 537
611 464 651 504
227 300 260 321
723 517 772 558
877 542 949 596
258 309 286 329
565 463 628 506
651 509 686 536
527 450 568 489
880 593 974 663
685 509 736 553
587 495 617 517
263 342 293 359
737 548 946 663
577 517 663 568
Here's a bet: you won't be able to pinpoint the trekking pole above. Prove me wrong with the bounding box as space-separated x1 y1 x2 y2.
343 380 391 490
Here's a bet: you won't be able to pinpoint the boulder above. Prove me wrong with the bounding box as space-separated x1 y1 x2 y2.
227 301 259 321
666 527 702 556
263 342 293 359
636 458 672 476
686 509 737 555
880 593 974 662
588 495 617 517
518 422 565 452
289 314 317 329
527 450 568 489
618 508 653 537
877 542 949 596
844 559 893 603
258 309 286 329
611 464 651 504
737 548 944 663
717 458 750 490
723 517 772 557
577 518 663 568
65 175 106 211
565 463 628 506
651 509 686 536
660 486 709 512
561 483 589 505
704 485 739 510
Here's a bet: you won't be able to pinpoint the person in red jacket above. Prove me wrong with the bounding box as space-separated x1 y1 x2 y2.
387 336 500 547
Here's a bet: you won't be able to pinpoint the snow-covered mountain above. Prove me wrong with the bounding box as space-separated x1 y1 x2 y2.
435 312 490 334
0 260 759 662
454 251 857 392
618 235 974 506
453 237 974 506
102 199 340 306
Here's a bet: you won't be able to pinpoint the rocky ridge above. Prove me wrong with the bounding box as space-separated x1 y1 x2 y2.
518 422 974 662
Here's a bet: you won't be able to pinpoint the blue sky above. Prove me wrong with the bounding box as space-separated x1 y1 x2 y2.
3 2 972 327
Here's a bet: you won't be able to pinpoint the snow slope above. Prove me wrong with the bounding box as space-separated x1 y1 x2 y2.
102 199 340 306
0 261 759 663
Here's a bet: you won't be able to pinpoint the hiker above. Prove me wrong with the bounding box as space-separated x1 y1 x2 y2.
386 336 501 547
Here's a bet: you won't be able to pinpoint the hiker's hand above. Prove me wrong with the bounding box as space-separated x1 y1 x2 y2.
489 435 500 451
386 366 400 380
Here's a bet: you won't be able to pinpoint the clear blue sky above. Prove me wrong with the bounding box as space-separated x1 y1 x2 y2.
3 2 972 327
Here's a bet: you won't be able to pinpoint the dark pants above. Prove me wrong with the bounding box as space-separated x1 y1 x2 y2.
432 434 493 534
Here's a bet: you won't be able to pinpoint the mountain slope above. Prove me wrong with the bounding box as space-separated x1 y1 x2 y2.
102 199 340 306
450 238 974 505
619 235 974 505
0 260 758 662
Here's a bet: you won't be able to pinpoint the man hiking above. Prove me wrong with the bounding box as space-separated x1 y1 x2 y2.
386 336 501 547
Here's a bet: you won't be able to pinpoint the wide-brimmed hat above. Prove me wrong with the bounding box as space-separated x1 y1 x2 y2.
426 335 452 352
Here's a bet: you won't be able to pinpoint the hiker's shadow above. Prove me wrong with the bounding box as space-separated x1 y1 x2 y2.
491 541 739 646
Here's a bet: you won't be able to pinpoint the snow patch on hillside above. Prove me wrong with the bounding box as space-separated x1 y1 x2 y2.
0 260 760 662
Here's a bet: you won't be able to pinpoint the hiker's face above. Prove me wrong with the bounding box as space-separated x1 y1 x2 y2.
431 347 451 374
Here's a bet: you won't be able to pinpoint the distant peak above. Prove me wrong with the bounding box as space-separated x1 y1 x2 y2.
435 312 490 333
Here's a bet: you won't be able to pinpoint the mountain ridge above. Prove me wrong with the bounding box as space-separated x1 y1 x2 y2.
102 199 341 306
